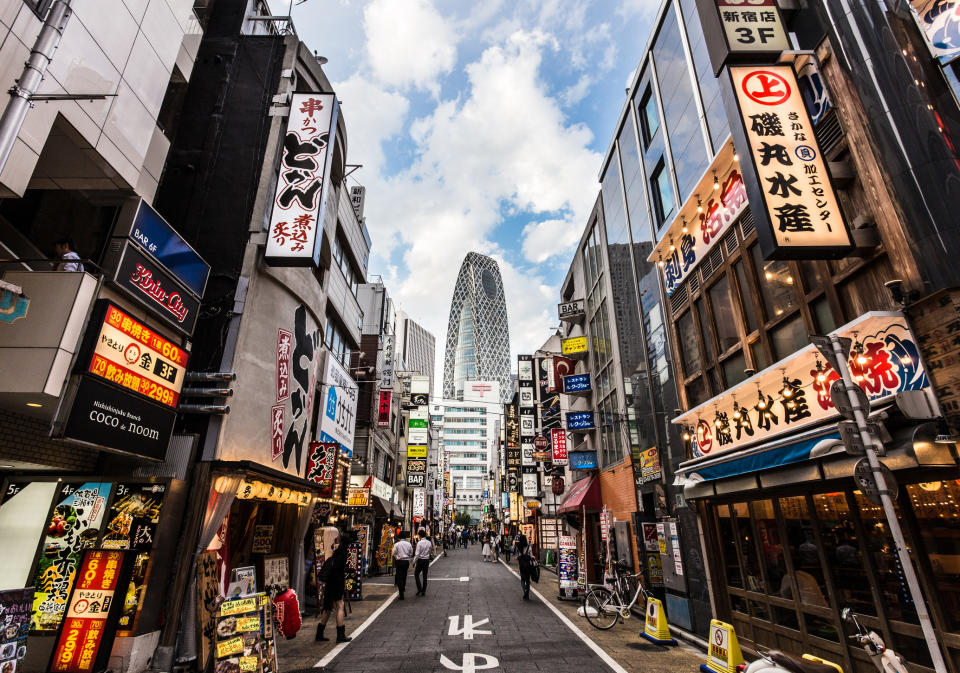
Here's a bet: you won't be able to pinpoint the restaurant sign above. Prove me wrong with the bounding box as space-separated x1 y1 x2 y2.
726 65 852 259
561 336 588 356
566 411 596 431
558 299 585 321
674 312 929 458
112 242 200 335
562 373 592 394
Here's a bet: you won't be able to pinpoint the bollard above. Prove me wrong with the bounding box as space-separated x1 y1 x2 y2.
700 620 744 673
639 596 677 646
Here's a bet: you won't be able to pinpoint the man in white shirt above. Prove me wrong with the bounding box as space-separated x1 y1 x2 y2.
413 528 433 596
55 238 84 272
392 531 414 599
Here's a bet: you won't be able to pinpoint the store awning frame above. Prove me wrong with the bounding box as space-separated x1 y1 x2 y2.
558 475 602 513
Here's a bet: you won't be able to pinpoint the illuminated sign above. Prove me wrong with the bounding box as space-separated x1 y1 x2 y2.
561 336 588 356
728 65 852 259
407 444 427 458
674 312 929 458
265 93 339 267
347 487 370 507
566 411 595 431
86 302 187 408
113 242 200 335
551 428 568 463
716 0 788 58
377 390 392 427
569 450 598 470
562 373 591 394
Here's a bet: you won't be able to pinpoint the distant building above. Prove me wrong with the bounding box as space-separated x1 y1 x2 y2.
395 308 436 394
442 252 512 402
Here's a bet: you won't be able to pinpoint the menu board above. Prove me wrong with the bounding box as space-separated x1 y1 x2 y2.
214 593 277 673
197 550 220 670
345 542 362 601
558 536 578 590
252 526 273 554
32 483 113 631
262 556 289 596
0 588 34 670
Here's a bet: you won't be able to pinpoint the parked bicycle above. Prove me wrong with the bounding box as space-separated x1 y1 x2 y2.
582 559 648 630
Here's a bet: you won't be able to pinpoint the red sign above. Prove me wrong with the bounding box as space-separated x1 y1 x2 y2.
270 404 285 461
306 442 338 498
549 356 575 392
377 390 392 427
740 70 791 106
51 549 126 673
277 328 292 402
87 303 188 408
551 428 568 462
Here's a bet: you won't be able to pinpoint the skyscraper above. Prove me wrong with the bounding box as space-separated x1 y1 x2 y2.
443 252 512 402
394 307 437 395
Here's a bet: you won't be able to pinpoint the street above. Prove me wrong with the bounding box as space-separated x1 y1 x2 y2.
290 551 703 673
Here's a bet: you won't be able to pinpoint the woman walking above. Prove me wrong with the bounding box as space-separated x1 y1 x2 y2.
516 534 533 600
314 529 353 642
481 531 492 562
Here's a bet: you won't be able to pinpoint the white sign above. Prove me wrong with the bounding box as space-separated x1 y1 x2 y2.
318 351 358 455
520 416 535 435
558 299 585 321
519 387 535 407
350 185 366 220
717 0 789 55
521 443 535 466
522 474 538 497
518 358 533 381
559 536 577 550
370 476 392 502
413 488 426 517
265 93 338 265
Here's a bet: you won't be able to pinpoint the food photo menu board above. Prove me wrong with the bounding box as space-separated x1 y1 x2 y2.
214 593 277 673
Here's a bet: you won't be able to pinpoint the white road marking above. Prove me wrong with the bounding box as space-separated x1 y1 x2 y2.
313 553 445 668
439 652 499 672
498 559 630 673
448 614 492 639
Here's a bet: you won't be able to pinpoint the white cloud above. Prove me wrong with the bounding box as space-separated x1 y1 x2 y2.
364 0 458 92
521 217 584 264
560 73 593 107
335 73 410 174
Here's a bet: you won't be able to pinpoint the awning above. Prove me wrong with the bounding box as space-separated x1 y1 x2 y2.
558 475 602 513
371 496 392 517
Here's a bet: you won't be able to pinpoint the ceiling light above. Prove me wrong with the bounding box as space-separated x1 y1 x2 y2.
26 402 42 408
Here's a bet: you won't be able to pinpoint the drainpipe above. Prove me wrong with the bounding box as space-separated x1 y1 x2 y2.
0 0 72 177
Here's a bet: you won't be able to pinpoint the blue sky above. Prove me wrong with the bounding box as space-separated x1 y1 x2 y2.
272 0 659 376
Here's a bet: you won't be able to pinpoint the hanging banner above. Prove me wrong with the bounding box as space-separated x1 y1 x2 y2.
377 390 392 427
412 489 426 518
306 442 339 498
265 93 339 267
551 428 568 463
727 65 852 259
345 542 362 601
548 356 575 391
639 447 663 483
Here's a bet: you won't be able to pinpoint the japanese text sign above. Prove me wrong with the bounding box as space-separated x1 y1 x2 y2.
306 442 339 498
317 352 358 456
561 336 588 356
674 312 929 458
566 411 595 430
562 373 592 394
377 390 392 427
551 428 568 463
265 93 339 267
717 0 788 57
50 549 128 673
87 303 187 408
728 65 852 259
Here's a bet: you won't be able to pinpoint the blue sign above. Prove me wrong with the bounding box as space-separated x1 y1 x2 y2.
483 490 489 498
566 411 595 430
123 199 210 297
569 450 598 470
562 373 591 394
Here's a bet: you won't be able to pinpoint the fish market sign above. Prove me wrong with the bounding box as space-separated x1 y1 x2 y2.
674 312 929 458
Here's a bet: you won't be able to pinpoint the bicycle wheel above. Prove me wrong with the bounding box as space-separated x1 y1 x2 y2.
583 588 620 630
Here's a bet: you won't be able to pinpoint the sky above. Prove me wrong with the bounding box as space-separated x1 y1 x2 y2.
271 0 660 384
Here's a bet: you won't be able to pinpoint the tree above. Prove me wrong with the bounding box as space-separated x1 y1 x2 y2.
454 511 471 527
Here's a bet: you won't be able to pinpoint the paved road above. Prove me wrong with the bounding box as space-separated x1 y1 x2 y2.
317 550 620 673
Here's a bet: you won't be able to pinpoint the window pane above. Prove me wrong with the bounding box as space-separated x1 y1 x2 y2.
695 299 714 361
808 493 877 615
734 261 759 333
686 376 708 406
716 505 743 588
750 339 770 371
722 351 747 388
708 275 740 352
771 316 808 361
731 502 764 593
800 260 823 293
812 296 836 334
640 88 660 145
678 310 701 374
906 480 960 631
651 159 674 225
751 245 798 319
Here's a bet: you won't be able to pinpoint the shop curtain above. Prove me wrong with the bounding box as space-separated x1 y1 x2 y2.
177 474 242 663
291 496 319 600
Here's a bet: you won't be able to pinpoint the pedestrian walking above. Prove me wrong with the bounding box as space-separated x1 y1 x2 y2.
314 529 354 642
414 528 433 596
501 534 511 564
461 529 468 549
517 534 534 600
481 531 492 562
392 531 413 600
492 531 500 562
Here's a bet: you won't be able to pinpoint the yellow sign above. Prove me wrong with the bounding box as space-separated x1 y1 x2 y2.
730 65 851 258
407 444 427 458
220 597 257 616
704 620 744 673
236 616 261 632
640 597 676 645
216 636 244 658
561 336 588 355
347 487 370 507
239 655 260 671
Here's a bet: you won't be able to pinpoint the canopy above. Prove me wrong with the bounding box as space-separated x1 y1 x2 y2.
558 475 602 513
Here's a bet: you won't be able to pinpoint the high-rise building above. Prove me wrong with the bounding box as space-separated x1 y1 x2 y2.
442 252 512 402
395 308 437 394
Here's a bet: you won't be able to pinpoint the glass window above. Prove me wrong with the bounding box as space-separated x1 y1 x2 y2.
708 275 740 352
770 316 808 361
651 159 674 226
750 340 770 371
678 310 701 375
751 245 799 320
734 261 759 333
812 296 837 334
800 260 823 293
639 87 660 146
906 480 960 631
601 153 628 246
812 492 877 618
722 351 747 388
732 502 764 593
686 377 708 406
695 299 714 362
716 505 743 589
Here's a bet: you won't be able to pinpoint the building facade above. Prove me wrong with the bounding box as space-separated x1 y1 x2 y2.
442 252 512 402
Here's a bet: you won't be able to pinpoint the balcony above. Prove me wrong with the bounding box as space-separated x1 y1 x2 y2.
0 270 98 418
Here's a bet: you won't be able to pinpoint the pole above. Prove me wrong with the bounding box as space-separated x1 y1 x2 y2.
829 335 947 673
553 481 562 597
0 0 71 176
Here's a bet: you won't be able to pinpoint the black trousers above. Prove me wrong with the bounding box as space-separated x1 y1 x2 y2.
394 560 410 596
414 558 430 594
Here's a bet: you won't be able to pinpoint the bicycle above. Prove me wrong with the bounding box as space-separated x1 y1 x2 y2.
582 560 648 630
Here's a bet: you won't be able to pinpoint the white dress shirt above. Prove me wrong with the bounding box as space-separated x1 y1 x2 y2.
414 537 433 560
393 539 413 560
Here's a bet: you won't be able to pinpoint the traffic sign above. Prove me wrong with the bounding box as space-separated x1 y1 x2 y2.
830 379 870 421
854 458 898 507
810 334 852 374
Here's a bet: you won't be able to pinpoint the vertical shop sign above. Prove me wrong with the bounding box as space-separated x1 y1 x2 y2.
551 428 568 463
377 390 392 427
276 329 292 402
196 550 219 670
345 542 362 600
558 536 578 590
727 65 852 259
640 447 663 483
318 353 359 457
375 525 395 570
265 93 339 267
0 588 33 671
306 442 339 498
412 488 426 518
50 549 132 673
32 483 113 631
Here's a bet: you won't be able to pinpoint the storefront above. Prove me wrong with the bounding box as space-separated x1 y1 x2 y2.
557 475 602 590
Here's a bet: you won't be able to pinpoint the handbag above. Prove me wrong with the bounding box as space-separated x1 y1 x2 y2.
529 551 540 583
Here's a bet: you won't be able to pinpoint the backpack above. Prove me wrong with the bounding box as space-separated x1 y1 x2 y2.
316 555 335 582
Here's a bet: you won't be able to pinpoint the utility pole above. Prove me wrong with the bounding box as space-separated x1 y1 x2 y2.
813 334 946 673
0 1 72 175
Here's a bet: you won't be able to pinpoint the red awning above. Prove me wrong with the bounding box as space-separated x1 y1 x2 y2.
558 475 602 514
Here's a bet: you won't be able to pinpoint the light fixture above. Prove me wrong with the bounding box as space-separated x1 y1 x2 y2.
682 427 691 441
713 173 719 190
732 399 741 420
697 197 703 214
657 255 664 268
780 373 793 398
733 148 740 162
815 359 827 383
757 387 767 409
26 402 42 408
681 216 688 234
669 238 676 252
786 275 794 284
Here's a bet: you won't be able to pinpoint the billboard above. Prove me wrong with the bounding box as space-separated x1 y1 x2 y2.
317 352 358 457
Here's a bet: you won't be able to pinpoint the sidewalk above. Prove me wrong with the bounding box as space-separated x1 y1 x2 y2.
514 561 707 673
